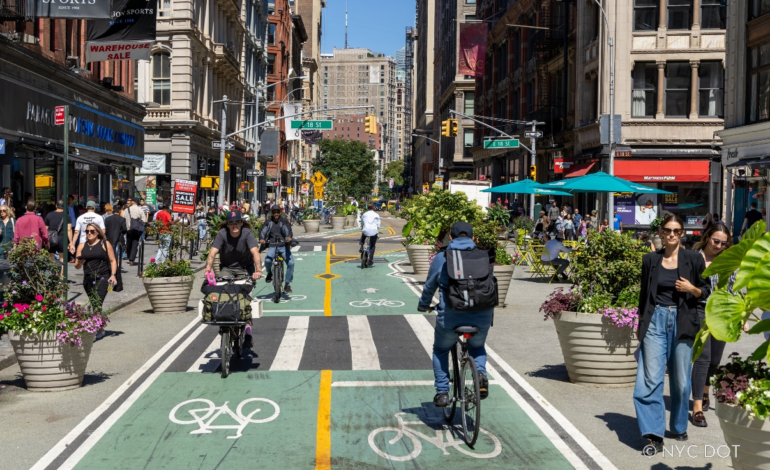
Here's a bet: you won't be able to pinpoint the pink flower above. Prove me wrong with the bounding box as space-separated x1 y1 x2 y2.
1 302 6 308
0 314 4 320
24 314 29 319
42 306 47 311
150 258 156 263
35 295 43 302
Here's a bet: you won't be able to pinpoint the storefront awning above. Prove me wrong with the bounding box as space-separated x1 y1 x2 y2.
565 162 597 178
726 158 759 168
749 157 770 170
614 160 710 183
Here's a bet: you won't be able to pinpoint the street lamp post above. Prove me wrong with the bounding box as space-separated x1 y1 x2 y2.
594 0 616 226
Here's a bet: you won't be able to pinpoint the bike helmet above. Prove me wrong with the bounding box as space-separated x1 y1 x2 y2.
270 204 282 213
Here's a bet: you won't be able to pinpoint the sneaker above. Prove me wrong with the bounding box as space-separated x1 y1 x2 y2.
265 272 272 283
479 375 489 399
642 439 664 456
433 392 449 407
673 432 688 441
284 283 292 294
243 334 253 349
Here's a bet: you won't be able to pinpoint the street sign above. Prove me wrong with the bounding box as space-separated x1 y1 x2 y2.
291 173 302 178
212 141 235 150
246 169 264 177
311 171 327 186
54 106 65 125
290 120 333 130
301 184 310 195
200 176 220 190
272 181 280 186
615 151 632 157
483 139 520 149
524 131 543 138
314 190 324 199
244 152 255 158
287 188 294 194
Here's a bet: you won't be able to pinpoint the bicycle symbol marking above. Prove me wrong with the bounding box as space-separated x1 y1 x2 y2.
349 299 405 308
169 398 280 439
368 413 502 461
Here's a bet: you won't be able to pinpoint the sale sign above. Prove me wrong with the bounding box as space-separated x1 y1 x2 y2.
172 179 197 214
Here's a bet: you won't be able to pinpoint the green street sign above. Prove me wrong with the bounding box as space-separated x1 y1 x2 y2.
290 120 333 130
484 139 520 149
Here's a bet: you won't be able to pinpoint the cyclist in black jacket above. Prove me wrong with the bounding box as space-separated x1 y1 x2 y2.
259 205 295 293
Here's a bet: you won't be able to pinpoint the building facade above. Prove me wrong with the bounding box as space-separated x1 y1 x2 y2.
717 0 770 237
412 0 435 188
320 48 397 162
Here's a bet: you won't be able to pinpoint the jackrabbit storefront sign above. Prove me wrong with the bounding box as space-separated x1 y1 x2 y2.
34 0 112 18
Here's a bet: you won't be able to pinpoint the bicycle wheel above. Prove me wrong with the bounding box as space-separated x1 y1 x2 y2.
361 246 367 270
273 261 283 303
234 326 243 359
460 353 481 446
220 328 231 378
443 343 460 422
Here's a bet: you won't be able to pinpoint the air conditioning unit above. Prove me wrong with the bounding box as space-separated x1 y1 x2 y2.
66 56 79 68
19 33 38 45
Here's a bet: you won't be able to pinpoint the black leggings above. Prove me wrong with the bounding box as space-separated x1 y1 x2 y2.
691 334 727 401
360 234 378 261
84 273 109 312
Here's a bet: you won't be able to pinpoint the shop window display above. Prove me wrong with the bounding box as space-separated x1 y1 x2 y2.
662 183 709 223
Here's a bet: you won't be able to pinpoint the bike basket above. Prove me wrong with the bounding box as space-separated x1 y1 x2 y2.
201 283 253 323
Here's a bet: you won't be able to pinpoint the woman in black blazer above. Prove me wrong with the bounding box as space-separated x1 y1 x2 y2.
633 214 710 456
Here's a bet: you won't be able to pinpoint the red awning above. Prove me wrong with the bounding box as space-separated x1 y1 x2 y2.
565 162 597 178
614 160 710 183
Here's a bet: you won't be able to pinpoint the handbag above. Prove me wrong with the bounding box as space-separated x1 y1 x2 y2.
129 207 145 232
48 216 63 249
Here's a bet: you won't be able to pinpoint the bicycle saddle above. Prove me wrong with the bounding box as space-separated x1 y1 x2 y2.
453 326 479 335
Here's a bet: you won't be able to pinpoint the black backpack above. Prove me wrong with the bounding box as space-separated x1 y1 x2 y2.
445 247 498 311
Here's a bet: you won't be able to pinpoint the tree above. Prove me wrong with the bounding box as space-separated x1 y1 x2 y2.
312 139 378 200
383 160 404 187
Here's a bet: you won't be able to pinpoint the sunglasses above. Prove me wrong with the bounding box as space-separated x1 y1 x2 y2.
0 210 6 213
227 221 242 226
711 238 729 247
85 229 98 235
661 228 683 236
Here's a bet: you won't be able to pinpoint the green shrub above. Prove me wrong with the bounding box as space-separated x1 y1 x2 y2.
486 202 510 229
400 189 483 245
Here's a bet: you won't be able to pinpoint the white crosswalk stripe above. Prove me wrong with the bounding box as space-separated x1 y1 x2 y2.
314 245 322 251
269 316 310 370
347 316 380 370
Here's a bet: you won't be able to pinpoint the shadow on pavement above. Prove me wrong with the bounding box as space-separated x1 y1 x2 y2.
525 363 570 382
651 463 714 470
82 371 116 387
595 412 643 450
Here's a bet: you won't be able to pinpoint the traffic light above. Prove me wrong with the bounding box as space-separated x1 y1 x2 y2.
224 153 230 172
450 119 459 137
441 119 451 137
365 115 377 134
301 171 306 181
530 165 537 180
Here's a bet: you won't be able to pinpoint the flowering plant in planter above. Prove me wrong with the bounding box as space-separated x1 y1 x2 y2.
486 201 510 231
711 353 770 420
143 258 194 279
540 288 582 321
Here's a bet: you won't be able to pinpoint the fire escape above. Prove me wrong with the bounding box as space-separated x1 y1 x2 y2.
529 0 567 136
403 26 415 188
0 0 32 23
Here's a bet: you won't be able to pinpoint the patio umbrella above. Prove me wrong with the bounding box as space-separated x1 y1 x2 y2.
481 178 573 196
539 172 673 194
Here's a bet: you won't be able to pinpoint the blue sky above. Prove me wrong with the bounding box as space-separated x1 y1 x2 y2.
320 0 415 57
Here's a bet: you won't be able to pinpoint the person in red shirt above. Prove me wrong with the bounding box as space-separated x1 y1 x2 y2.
154 204 175 263
13 201 49 250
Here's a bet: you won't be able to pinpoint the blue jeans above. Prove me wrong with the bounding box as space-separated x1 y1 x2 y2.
156 234 172 263
264 245 294 284
197 221 207 240
432 314 491 393
633 305 694 439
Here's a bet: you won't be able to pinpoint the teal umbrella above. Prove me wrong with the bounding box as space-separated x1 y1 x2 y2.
482 178 573 196
539 172 673 194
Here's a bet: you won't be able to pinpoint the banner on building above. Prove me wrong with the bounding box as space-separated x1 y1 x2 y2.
34 0 112 18
85 0 157 62
261 130 279 157
369 65 379 84
139 154 166 174
283 103 303 141
145 176 157 206
172 179 198 214
554 157 574 174
301 130 322 145
458 23 487 77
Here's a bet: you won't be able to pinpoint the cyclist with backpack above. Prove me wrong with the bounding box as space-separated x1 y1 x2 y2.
259 204 295 294
417 221 496 407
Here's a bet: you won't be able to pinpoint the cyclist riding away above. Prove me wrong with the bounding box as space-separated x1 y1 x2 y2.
205 210 263 348
259 204 295 294
359 203 381 266
418 221 495 407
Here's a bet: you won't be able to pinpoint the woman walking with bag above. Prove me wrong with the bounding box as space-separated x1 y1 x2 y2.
0 204 15 259
633 214 710 455
75 223 118 340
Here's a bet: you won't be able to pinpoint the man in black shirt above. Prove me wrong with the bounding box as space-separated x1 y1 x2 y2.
44 200 70 258
259 204 295 293
206 210 262 279
741 202 764 236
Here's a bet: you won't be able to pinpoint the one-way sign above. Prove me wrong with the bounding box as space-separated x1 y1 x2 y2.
524 131 543 138
212 141 235 150
247 169 264 177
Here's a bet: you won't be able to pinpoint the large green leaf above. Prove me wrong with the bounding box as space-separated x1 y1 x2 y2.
734 233 770 291
705 289 749 342
704 222 766 287
402 220 414 238
746 251 770 311
691 324 711 363
748 319 770 335
750 341 770 362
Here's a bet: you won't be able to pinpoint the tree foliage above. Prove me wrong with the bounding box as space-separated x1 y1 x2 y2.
383 160 404 187
312 139 378 200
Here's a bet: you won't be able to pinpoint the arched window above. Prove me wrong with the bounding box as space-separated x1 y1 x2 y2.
152 53 171 106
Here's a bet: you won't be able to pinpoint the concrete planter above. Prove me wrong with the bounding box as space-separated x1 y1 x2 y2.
716 401 770 470
142 275 194 314
553 311 639 385
493 264 515 307
302 219 320 233
406 244 432 275
346 214 356 227
331 216 346 230
9 331 95 392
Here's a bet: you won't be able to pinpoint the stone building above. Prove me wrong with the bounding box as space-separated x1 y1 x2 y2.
295 0 326 176
412 0 435 188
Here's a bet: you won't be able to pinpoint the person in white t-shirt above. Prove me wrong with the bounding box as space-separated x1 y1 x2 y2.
69 200 105 251
359 203 381 267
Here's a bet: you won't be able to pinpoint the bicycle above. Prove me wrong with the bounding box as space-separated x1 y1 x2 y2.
263 240 287 303
361 234 373 269
201 276 253 379
442 325 483 447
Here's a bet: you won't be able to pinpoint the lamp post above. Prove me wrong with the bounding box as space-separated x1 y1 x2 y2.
594 0 616 226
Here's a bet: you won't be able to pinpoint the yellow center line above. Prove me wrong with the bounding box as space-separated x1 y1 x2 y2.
315 370 332 470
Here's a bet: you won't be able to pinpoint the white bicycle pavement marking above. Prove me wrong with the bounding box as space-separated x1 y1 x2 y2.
349 299 405 308
169 398 280 439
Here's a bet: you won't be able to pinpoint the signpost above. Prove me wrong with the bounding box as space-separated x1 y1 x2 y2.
54 105 69 289
246 169 264 177
212 141 235 150
524 131 543 139
172 179 198 214
483 139 520 149
290 120 333 130
310 171 328 186
301 184 310 195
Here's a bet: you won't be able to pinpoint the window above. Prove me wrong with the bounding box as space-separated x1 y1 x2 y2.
152 53 171 106
632 62 657 118
267 53 276 75
633 0 658 31
266 111 276 125
268 0 275 14
698 62 724 117
268 23 276 44
463 92 475 114
701 0 726 29
668 0 692 30
158 0 171 17
466 15 476 21
748 41 770 123
750 0 770 19
466 0 476 3
464 129 474 147
665 62 690 117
